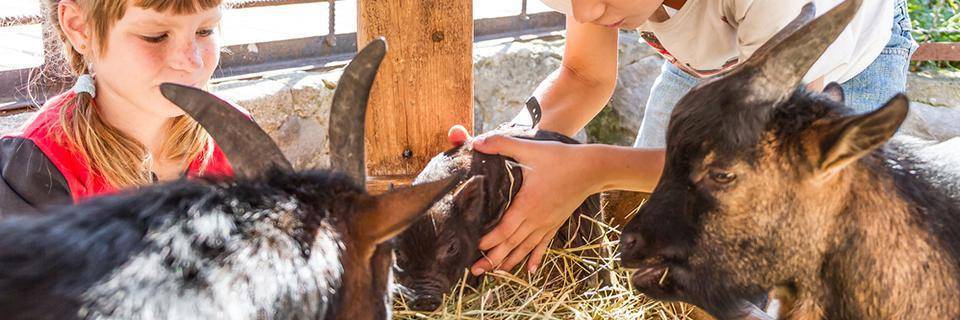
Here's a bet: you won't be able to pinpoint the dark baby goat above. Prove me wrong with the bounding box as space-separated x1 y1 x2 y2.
619 1 960 319
0 39 457 320
395 116 605 312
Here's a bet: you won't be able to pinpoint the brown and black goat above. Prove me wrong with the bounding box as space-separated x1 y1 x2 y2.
619 1 960 319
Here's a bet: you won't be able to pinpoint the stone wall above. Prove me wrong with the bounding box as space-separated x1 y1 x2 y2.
2 32 957 168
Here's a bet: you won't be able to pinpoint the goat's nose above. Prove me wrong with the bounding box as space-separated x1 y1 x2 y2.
409 294 442 312
619 232 648 268
620 232 646 252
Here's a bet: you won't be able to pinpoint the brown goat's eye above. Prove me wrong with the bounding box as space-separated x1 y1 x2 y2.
709 171 737 184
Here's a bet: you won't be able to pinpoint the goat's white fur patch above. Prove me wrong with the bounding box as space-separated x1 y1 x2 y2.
79 200 344 320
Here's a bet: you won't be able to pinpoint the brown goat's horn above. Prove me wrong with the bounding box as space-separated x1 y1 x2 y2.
329 37 388 186
737 0 862 101
713 3 815 80
160 83 292 177
749 2 816 64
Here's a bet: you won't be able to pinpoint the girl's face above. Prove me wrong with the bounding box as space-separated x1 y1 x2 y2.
91 4 221 118
570 0 663 29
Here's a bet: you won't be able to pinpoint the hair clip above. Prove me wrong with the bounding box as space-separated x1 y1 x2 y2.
72 74 96 98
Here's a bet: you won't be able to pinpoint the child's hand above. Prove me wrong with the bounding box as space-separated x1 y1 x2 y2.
468 135 602 275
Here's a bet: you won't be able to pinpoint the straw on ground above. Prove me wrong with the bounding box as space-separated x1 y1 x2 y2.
394 201 699 320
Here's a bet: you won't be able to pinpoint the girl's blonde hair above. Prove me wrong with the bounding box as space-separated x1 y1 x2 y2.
41 0 222 189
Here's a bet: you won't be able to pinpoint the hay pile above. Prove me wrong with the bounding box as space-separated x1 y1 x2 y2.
393 193 701 320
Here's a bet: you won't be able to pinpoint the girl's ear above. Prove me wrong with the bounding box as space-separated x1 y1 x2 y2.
58 0 93 56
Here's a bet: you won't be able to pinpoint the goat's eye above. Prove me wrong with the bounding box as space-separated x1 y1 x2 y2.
440 242 460 259
709 171 737 184
395 251 408 266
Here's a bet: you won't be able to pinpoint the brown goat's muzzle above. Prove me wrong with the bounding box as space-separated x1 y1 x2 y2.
620 212 692 301
626 258 687 300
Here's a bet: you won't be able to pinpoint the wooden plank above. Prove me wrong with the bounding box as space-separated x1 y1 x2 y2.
357 0 474 180
912 42 960 62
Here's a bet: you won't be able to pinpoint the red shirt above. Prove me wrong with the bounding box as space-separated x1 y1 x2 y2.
4 91 234 202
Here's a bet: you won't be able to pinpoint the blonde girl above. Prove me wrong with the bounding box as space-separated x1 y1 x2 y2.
0 0 235 215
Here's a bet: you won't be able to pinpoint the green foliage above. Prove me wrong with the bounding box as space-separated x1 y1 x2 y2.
909 0 960 69
910 0 960 42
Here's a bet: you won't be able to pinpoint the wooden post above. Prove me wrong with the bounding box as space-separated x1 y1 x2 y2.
357 0 474 193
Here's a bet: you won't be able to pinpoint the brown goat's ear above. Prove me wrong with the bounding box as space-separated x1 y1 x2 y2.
817 94 909 172
454 176 486 224
352 175 462 246
823 82 845 104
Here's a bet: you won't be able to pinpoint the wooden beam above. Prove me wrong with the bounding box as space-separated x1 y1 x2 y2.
357 0 474 191
912 42 960 62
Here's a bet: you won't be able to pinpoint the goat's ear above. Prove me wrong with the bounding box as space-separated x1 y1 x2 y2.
823 82 845 104
353 174 462 245
816 94 909 173
454 176 486 224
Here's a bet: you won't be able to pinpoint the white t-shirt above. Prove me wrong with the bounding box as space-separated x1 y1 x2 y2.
540 0 893 84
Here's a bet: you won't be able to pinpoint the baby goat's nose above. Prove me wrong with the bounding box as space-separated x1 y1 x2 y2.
619 232 648 268
409 294 442 312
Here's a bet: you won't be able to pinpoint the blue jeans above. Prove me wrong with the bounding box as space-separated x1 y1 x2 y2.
633 0 920 148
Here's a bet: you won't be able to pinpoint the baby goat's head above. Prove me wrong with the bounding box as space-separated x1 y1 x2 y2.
395 126 590 312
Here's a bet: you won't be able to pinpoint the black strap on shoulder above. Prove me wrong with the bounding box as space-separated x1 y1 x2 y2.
525 96 542 127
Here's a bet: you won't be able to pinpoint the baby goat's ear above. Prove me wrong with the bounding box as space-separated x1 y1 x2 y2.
352 174 463 246
454 176 486 224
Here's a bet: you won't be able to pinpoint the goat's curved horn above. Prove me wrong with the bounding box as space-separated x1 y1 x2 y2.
160 83 292 177
736 0 861 101
329 37 388 186
749 3 816 64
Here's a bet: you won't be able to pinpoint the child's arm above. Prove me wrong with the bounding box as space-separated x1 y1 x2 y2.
463 15 634 276
511 15 620 136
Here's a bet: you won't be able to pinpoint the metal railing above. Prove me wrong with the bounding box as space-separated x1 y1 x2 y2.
0 0 565 114
2 1 957 115
1 0 328 26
